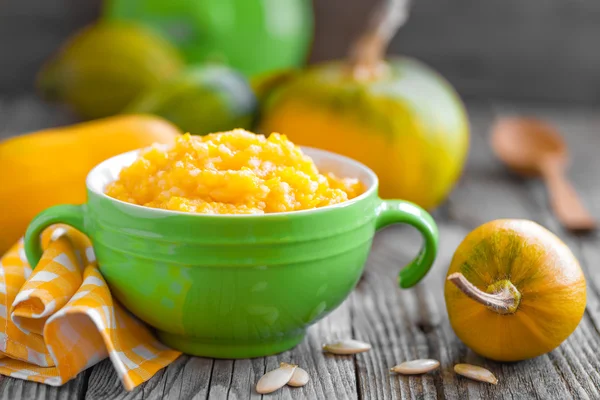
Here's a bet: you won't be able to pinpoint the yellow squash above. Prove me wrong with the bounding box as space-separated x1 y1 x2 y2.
445 219 586 361
0 115 180 253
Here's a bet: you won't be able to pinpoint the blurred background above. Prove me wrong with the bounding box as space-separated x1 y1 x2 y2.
1 0 598 252
2 0 600 103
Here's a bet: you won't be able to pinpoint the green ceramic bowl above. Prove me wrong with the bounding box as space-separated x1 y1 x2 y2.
24 147 438 358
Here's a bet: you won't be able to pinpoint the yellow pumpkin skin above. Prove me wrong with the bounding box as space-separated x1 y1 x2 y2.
445 219 586 362
260 57 469 209
0 115 180 253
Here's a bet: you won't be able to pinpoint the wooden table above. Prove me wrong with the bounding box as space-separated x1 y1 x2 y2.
1 97 599 399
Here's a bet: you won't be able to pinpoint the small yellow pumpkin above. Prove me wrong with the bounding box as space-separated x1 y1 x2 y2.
444 219 586 361
0 115 180 253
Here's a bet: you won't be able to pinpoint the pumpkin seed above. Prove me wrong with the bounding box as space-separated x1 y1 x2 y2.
288 366 310 387
323 339 372 355
454 364 498 385
390 359 440 374
256 362 297 394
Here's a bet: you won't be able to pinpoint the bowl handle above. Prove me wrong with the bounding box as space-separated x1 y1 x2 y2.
375 199 439 289
24 204 86 269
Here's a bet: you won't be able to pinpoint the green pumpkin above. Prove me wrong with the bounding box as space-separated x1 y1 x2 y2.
104 0 314 78
126 65 258 135
260 58 469 209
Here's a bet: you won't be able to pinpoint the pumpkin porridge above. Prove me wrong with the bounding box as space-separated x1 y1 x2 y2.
105 130 364 214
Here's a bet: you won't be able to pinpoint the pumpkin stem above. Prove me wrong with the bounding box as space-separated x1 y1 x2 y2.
348 0 411 81
447 272 521 315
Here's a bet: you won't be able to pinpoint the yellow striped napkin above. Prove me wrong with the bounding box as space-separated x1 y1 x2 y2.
0 225 181 390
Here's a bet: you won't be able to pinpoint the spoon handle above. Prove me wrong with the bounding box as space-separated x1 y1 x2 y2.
539 158 596 232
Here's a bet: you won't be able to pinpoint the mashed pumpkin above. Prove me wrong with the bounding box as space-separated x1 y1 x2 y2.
105 130 364 214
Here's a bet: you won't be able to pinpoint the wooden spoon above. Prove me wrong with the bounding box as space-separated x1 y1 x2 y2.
490 117 596 232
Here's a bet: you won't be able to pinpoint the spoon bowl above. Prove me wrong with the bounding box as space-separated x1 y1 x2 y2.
491 118 567 176
490 117 595 232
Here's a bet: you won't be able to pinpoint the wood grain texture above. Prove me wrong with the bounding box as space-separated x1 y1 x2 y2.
0 372 88 400
441 103 600 399
84 355 214 399
83 299 355 399
1 96 600 398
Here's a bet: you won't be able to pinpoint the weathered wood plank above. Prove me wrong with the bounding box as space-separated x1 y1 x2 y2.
346 102 600 400
266 301 357 400
459 103 600 398
216 357 264 400
0 373 89 400
350 224 465 400
84 354 214 399
444 103 599 399
83 300 355 399
490 103 600 220
346 105 489 400
2 98 600 399
491 104 600 398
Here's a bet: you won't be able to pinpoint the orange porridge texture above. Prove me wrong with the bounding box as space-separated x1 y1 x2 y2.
105 130 364 214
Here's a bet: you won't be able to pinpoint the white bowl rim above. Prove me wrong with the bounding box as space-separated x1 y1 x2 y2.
86 144 380 218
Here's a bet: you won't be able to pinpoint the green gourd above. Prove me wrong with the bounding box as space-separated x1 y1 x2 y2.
125 65 258 135
104 0 314 78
